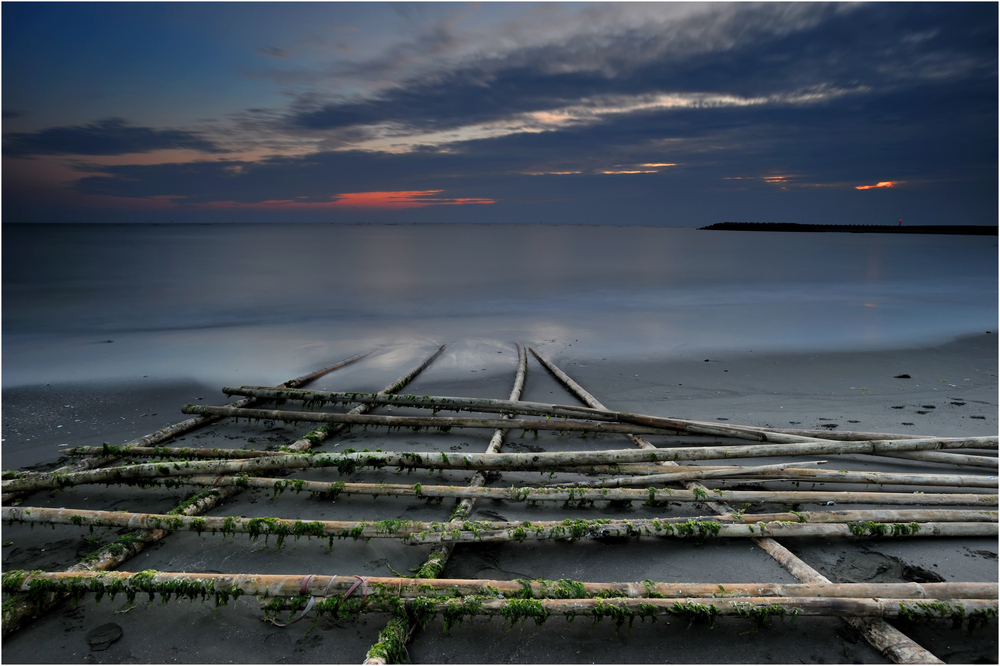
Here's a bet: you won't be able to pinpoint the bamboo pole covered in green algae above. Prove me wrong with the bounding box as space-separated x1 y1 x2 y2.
4 571 996 602
7 438 998 495
6 506 997 544
2 571 994 626
527 347 948 665
41 455 998 492
103 476 996 506
71 465 1000 494
5 464 995 505
51 453 996 490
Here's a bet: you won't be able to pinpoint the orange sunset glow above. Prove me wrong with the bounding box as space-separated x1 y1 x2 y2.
855 181 897 190
332 190 495 208
193 190 495 211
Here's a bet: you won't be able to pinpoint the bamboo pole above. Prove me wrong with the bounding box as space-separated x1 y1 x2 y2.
68 474 997 508
61 445 277 459
222 386 616 422
6 506 996 544
179 403 670 436
364 343 529 665
114 474 1000 508
557 460 827 487
4 570 993 623
4 571 996 602
9 438 1000 495
717 509 998 524
877 450 999 469
400 521 997 545
294 596 1000 621
15 440 992 488
585 466 999 489
53 458 997 491
528 348 946 665
281 350 378 389
218 385 1000 454
6 465 994 505
223 386 980 447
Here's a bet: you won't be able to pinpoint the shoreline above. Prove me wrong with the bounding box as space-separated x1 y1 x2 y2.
1 333 997 664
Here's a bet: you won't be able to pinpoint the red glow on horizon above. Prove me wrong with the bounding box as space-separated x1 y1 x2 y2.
193 190 495 210
332 190 495 208
855 181 897 190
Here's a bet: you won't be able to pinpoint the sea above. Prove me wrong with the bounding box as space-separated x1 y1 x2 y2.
2 223 997 387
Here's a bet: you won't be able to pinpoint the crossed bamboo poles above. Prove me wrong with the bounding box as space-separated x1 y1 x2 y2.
522 347 989 665
2 344 997 664
0 346 442 637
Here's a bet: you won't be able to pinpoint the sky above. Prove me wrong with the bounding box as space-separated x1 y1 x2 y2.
2 2 997 226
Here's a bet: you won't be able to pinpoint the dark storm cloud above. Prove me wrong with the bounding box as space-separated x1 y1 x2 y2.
288 3 995 134
3 118 224 156
74 56 996 211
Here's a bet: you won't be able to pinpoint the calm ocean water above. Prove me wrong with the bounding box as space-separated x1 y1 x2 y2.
2 223 996 386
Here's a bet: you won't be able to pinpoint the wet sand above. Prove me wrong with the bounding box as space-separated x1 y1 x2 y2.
2 334 997 664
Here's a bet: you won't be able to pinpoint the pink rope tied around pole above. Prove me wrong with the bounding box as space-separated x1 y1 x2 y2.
344 576 370 598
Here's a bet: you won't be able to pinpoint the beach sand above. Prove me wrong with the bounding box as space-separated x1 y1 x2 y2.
2 334 997 664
